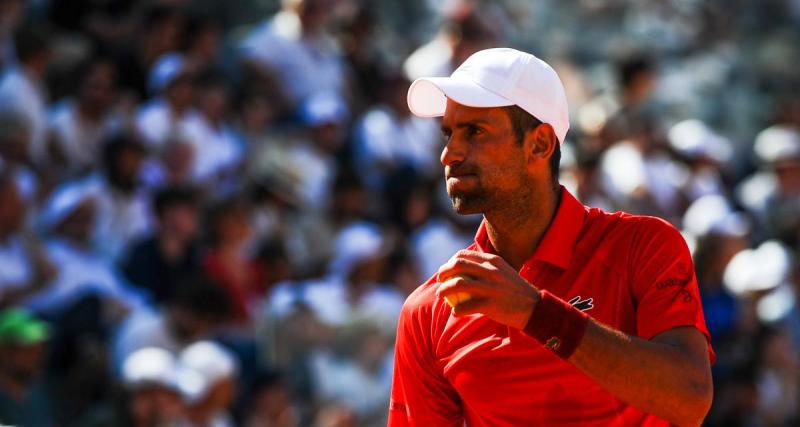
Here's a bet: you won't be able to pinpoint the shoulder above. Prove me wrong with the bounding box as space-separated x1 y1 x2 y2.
401 276 439 319
583 208 682 246
576 208 688 274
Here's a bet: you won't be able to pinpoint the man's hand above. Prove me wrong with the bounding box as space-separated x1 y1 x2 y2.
437 250 713 426
436 250 540 330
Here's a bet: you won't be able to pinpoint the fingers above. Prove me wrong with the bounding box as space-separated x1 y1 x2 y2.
435 275 486 299
452 249 499 263
436 251 502 282
450 297 485 317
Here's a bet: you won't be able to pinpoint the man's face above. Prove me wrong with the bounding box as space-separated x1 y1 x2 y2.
440 100 531 215
129 385 184 426
162 203 199 241
80 62 117 112
111 147 144 191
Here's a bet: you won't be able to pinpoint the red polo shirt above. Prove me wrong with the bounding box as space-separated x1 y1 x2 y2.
388 188 714 426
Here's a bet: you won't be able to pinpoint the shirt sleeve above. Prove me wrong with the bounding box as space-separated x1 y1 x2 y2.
388 296 464 427
629 217 715 363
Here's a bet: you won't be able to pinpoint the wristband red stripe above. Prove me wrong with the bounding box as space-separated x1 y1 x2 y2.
523 290 590 359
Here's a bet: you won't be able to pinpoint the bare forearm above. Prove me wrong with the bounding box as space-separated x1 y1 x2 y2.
569 322 712 426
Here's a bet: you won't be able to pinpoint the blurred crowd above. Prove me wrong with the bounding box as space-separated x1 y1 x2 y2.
0 0 799 426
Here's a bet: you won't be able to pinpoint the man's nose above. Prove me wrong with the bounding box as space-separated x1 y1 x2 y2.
440 136 466 167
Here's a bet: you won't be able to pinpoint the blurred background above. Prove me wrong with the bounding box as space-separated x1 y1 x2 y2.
0 0 798 426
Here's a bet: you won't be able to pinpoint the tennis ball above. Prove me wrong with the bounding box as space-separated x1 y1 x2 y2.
444 292 472 307
442 275 472 308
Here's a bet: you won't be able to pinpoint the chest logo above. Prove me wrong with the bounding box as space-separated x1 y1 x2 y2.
568 295 594 312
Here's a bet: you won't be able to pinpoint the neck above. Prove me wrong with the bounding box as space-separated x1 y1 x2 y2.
484 185 561 270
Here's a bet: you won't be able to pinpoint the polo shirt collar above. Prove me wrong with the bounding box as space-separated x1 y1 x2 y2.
474 186 586 270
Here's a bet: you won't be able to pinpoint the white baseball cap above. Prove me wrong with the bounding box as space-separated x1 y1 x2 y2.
407 47 570 142
754 125 800 164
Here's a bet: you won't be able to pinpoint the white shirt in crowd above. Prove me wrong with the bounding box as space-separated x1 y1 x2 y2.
91 175 153 262
135 98 195 149
0 65 49 165
241 11 346 106
269 277 404 335
310 348 394 418
24 238 144 315
48 100 119 174
0 236 33 302
182 111 245 183
355 106 441 189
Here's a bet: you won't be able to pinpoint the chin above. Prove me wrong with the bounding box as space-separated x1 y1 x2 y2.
450 195 486 215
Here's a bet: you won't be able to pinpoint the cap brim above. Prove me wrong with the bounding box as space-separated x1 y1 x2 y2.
407 77 514 117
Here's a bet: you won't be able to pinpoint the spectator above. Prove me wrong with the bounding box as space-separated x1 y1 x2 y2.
599 54 658 149
142 137 197 191
122 186 202 306
180 340 239 427
112 275 233 368
403 5 499 80
203 196 261 322
183 15 224 75
183 71 245 188
285 92 349 211
240 370 300 427
0 111 38 202
684 195 750 345
269 222 404 333
310 321 393 423
0 24 51 167
236 90 281 149
114 5 186 101
0 308 54 426
247 92 351 275
240 0 346 112
135 52 198 149
30 178 143 317
0 169 55 308
0 0 24 68
749 125 800 245
48 56 120 178
354 73 441 191
667 119 734 202
599 128 687 222
754 328 800 425
81 347 191 427
93 133 152 261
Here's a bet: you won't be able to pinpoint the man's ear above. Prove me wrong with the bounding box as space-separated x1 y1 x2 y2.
524 123 558 165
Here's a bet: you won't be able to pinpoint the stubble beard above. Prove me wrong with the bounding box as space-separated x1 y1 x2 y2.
448 175 534 226
448 187 490 215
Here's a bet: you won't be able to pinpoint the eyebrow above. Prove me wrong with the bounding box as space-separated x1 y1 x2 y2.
441 119 493 134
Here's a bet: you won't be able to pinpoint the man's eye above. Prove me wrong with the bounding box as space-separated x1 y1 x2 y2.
467 126 483 136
